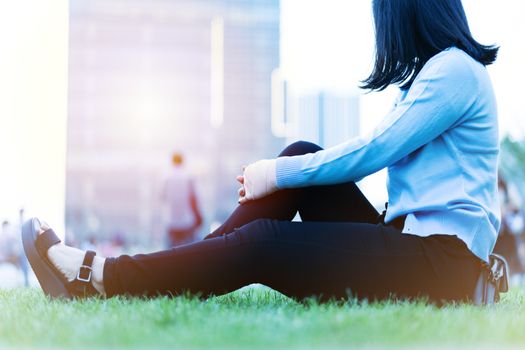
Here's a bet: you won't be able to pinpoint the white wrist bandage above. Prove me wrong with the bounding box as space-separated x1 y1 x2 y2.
243 159 277 201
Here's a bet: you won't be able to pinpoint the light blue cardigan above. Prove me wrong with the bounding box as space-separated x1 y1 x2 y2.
275 47 500 262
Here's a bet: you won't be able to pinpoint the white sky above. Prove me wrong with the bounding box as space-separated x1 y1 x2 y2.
0 1 68 231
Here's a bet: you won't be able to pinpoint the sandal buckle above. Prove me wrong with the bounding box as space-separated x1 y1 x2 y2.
77 265 92 282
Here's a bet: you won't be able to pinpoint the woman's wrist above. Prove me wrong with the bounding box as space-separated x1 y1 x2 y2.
242 159 278 202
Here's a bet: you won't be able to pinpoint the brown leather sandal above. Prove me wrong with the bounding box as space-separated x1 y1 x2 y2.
22 217 99 299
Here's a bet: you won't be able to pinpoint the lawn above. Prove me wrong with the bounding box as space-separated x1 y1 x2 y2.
1 286 525 349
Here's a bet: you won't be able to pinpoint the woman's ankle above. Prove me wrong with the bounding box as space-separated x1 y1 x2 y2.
92 256 106 295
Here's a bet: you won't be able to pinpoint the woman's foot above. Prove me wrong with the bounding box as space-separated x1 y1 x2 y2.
39 222 106 295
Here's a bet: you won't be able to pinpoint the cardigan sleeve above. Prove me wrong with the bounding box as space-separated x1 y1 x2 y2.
275 51 479 189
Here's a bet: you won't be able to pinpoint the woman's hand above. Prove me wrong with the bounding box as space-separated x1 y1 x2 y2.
237 159 277 204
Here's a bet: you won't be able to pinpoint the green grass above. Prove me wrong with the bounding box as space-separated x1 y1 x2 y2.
2 286 525 349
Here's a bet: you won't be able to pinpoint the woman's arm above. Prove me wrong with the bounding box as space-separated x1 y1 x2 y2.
276 51 479 189
240 50 480 201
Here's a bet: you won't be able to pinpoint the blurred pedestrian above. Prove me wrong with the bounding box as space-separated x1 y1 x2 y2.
161 152 202 247
494 177 525 277
1 218 29 286
0 220 15 263
18 209 30 286
494 205 525 276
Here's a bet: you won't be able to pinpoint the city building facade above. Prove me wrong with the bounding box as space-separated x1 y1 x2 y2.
67 0 283 244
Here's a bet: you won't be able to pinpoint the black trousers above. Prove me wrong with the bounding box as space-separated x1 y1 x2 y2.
104 141 482 302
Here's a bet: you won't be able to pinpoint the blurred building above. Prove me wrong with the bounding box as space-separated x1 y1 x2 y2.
284 91 360 148
66 0 283 244
271 70 360 148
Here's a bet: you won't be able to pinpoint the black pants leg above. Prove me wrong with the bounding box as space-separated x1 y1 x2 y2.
103 141 481 302
205 141 379 240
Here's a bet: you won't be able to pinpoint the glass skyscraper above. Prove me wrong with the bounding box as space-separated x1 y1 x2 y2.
66 0 283 244
284 91 360 149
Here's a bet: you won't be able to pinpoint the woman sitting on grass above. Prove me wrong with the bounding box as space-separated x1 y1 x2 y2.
23 0 500 303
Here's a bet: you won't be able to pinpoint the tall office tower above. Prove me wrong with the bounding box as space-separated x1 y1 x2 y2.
283 91 360 149
67 0 283 244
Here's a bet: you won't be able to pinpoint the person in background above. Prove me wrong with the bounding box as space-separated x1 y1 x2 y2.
0 220 14 262
1 218 29 286
17 209 30 286
494 176 525 278
161 152 203 247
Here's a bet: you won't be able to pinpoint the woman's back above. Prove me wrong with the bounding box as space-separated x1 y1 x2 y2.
275 47 499 262
386 47 500 262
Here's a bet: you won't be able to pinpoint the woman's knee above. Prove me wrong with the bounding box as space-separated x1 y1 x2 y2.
278 141 323 157
234 218 282 242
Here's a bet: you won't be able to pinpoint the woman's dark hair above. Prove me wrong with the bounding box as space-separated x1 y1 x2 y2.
362 0 499 91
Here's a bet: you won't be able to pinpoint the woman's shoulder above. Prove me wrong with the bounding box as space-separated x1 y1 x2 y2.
428 47 485 74
417 47 487 90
